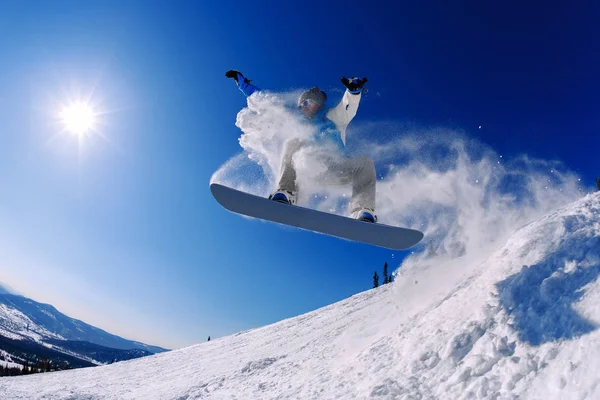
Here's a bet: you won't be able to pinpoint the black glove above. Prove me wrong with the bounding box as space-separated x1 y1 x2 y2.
225 70 250 84
341 77 368 94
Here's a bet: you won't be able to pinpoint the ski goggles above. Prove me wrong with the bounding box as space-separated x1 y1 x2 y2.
299 99 318 109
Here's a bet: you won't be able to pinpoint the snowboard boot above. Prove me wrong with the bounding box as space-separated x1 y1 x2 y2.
351 207 377 223
268 189 297 205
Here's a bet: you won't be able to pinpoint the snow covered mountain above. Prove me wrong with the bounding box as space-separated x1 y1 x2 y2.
0 283 17 295
0 294 168 354
0 292 169 371
0 192 598 399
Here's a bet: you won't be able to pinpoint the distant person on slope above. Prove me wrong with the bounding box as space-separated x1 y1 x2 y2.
225 69 377 223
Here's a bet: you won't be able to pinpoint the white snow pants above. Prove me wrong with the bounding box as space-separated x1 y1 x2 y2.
276 138 376 214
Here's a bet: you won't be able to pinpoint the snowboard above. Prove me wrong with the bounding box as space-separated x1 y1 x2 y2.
210 183 424 250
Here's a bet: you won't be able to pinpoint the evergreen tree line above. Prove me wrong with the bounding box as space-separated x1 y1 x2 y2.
373 262 393 288
0 358 71 377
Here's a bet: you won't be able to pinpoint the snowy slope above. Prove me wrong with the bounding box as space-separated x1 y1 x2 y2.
0 303 63 342
0 192 598 399
0 350 23 370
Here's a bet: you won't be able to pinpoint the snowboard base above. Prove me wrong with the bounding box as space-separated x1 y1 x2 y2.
210 183 424 250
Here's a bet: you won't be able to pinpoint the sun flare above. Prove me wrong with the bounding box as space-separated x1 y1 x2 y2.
59 102 96 135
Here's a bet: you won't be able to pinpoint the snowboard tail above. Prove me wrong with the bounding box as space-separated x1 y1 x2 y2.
210 183 424 250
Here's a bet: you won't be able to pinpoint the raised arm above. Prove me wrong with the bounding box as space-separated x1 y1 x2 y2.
225 70 261 97
326 77 368 145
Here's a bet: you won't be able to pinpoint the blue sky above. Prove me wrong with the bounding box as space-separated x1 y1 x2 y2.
0 1 598 349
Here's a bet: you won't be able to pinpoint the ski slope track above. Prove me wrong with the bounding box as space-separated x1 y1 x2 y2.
1 193 599 399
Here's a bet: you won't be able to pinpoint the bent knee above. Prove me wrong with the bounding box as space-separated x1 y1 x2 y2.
357 157 375 173
286 138 304 148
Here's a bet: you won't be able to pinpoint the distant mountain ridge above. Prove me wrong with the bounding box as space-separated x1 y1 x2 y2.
0 283 17 295
0 294 168 354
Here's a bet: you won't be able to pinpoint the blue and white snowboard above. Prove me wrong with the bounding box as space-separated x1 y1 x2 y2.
210 183 424 250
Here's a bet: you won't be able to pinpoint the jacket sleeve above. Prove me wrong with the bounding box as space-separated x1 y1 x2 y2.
237 79 261 97
325 90 362 146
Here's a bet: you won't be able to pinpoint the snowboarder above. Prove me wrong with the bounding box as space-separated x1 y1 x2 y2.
226 70 377 223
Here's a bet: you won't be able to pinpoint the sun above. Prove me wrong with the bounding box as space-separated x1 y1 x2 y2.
59 102 97 135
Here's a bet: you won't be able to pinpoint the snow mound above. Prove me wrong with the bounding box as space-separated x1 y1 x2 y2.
1 193 599 399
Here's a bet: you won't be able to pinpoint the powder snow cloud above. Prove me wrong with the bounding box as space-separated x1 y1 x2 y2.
211 91 586 264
